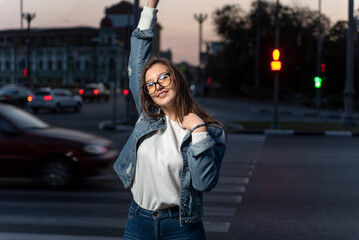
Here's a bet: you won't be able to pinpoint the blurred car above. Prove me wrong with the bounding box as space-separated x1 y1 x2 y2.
79 83 110 102
0 84 31 107
28 88 82 113
0 103 119 188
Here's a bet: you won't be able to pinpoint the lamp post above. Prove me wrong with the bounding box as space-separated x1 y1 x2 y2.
194 13 207 95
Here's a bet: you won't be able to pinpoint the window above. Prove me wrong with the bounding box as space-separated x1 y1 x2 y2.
39 61 43 70
57 61 62 70
109 58 115 70
48 60 52 70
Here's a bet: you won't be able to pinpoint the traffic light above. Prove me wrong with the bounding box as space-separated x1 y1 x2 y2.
23 69 28 78
314 76 322 88
271 49 282 71
320 63 326 73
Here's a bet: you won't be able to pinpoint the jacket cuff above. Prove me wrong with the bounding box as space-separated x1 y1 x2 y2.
190 135 215 157
137 6 158 30
192 132 208 144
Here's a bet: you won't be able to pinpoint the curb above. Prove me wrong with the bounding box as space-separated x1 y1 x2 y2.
260 109 359 121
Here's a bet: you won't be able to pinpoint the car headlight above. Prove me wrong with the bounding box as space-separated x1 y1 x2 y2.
84 144 109 155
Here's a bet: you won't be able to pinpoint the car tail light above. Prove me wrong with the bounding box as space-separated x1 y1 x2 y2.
27 95 33 102
7 96 12 100
93 89 99 95
44 95 52 101
79 89 84 95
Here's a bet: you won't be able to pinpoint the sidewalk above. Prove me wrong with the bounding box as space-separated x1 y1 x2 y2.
99 97 359 136
195 97 359 136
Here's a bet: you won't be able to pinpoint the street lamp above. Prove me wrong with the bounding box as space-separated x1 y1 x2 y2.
194 13 207 66
194 13 207 95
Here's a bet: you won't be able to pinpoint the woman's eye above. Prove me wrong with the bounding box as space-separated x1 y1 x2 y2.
159 75 168 80
147 82 155 87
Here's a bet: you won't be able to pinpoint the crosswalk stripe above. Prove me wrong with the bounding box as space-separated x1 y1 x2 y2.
0 215 127 228
204 221 231 233
204 207 236 216
0 201 235 217
0 214 232 234
0 233 123 240
212 185 246 193
0 190 131 199
205 195 242 203
220 177 250 184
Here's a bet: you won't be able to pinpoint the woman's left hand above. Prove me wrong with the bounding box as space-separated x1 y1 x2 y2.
181 113 206 132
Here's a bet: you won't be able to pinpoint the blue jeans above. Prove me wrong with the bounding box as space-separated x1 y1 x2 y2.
124 200 206 240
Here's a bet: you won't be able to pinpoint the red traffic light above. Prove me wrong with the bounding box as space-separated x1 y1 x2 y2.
23 69 28 77
123 89 129 95
271 49 282 71
321 63 326 73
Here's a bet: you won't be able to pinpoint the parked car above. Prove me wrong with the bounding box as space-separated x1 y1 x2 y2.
79 83 110 102
0 103 119 187
28 88 82 113
0 84 31 107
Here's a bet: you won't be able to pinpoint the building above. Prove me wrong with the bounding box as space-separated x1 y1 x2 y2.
0 1 171 89
0 18 124 89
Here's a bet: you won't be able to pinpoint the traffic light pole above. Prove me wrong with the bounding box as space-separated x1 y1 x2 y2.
315 0 322 116
341 0 356 126
272 0 280 129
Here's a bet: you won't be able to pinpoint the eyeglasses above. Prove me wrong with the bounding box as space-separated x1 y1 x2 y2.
142 72 172 95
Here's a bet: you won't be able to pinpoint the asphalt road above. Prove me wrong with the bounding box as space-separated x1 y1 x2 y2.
1 100 359 240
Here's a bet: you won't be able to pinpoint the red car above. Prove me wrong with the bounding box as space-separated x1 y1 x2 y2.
0 103 119 188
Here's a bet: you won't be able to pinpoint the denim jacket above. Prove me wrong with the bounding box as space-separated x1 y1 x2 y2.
113 28 226 226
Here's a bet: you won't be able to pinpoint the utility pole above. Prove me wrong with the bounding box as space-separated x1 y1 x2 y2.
341 0 356 126
272 0 280 129
194 13 207 95
255 0 261 88
20 0 23 29
315 0 322 116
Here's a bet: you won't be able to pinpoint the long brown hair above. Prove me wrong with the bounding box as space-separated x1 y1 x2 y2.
140 57 225 130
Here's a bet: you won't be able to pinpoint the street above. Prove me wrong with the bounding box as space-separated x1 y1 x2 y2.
0 99 359 240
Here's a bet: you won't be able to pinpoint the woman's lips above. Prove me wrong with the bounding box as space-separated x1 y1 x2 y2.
157 91 168 98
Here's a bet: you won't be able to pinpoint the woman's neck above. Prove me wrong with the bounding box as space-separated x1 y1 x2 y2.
161 106 177 122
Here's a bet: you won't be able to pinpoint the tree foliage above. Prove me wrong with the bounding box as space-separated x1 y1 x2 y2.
206 1 357 108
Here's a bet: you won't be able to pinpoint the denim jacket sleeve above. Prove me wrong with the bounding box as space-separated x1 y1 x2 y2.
128 28 155 115
187 127 226 192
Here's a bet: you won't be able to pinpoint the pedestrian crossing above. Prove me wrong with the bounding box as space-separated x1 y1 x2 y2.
0 134 266 240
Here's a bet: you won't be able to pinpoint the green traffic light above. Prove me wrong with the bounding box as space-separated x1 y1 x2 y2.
314 76 322 88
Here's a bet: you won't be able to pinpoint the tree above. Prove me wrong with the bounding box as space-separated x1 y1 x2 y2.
206 1 349 106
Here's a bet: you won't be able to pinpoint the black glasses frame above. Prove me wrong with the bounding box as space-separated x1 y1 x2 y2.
142 72 172 95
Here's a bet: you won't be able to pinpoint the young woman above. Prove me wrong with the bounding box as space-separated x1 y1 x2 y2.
113 1 226 239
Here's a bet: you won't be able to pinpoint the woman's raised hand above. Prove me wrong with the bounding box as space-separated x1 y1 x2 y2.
146 0 159 8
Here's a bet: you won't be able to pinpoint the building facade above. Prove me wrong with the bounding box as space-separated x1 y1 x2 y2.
0 1 171 89
0 22 125 89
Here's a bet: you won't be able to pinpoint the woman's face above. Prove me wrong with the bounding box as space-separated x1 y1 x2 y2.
145 63 176 109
